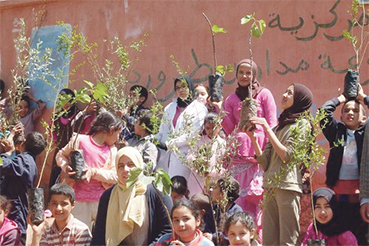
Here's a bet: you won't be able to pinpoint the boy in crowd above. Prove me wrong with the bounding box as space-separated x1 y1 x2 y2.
320 77 369 245
28 183 92 245
0 131 46 244
120 85 149 140
127 109 158 171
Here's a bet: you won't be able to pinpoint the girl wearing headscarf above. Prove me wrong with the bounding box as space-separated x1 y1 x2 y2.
91 146 173 246
245 83 313 245
301 187 358 245
156 75 208 195
220 59 277 241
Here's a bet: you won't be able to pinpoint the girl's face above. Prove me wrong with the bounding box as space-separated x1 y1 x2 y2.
117 155 136 186
172 206 200 243
281 85 294 110
105 128 122 146
19 100 30 118
204 122 220 139
227 221 254 246
175 80 190 100
236 63 253 87
195 86 208 105
314 197 333 224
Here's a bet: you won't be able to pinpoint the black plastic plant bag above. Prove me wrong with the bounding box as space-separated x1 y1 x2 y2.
69 149 85 180
344 70 359 100
209 74 224 102
28 188 44 226
239 97 257 131
307 239 326 246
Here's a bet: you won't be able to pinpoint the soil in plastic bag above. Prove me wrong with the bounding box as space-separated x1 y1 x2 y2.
344 70 359 100
307 239 326 246
28 188 44 226
69 149 85 180
239 97 258 131
209 74 224 102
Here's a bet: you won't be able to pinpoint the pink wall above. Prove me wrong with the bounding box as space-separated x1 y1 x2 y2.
1 0 367 191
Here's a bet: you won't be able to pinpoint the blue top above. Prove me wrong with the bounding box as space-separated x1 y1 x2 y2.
0 152 38 234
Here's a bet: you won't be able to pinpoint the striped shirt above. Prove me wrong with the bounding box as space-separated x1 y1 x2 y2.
40 215 92 246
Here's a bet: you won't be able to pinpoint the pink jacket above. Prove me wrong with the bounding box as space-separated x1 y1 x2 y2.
222 89 277 159
301 223 358 246
0 217 21 246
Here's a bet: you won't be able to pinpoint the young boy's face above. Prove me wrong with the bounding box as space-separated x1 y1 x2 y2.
49 194 74 223
171 191 184 203
341 100 366 130
134 120 147 137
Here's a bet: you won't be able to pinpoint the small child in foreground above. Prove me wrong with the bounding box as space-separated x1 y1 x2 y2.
28 183 92 246
0 195 21 245
224 211 260 246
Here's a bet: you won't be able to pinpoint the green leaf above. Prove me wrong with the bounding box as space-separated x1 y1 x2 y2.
212 25 227 34
126 167 142 188
258 19 266 35
93 82 108 103
83 80 94 89
251 22 262 38
241 13 255 25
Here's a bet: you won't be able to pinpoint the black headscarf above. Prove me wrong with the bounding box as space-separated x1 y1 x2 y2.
277 83 313 130
313 187 346 237
235 59 262 101
174 75 194 108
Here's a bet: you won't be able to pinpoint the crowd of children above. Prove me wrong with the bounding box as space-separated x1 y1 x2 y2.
0 59 369 246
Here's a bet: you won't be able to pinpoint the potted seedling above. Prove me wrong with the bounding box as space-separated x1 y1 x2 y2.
238 13 266 130
202 13 233 103
342 0 369 92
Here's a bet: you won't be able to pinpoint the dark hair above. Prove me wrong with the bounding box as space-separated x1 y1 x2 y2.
20 95 31 108
0 195 12 213
130 85 148 104
218 177 240 202
25 131 46 156
171 199 200 220
137 109 155 134
13 132 26 146
88 111 123 135
171 175 189 197
190 193 211 213
204 112 219 125
49 183 75 204
224 211 256 235
59 88 76 118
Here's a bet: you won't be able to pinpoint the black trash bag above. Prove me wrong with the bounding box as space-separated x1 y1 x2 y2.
307 239 326 246
209 74 224 102
344 70 359 100
69 149 85 180
239 97 257 131
28 188 44 226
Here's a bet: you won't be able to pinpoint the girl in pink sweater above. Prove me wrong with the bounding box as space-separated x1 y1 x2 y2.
56 111 123 230
221 59 277 241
